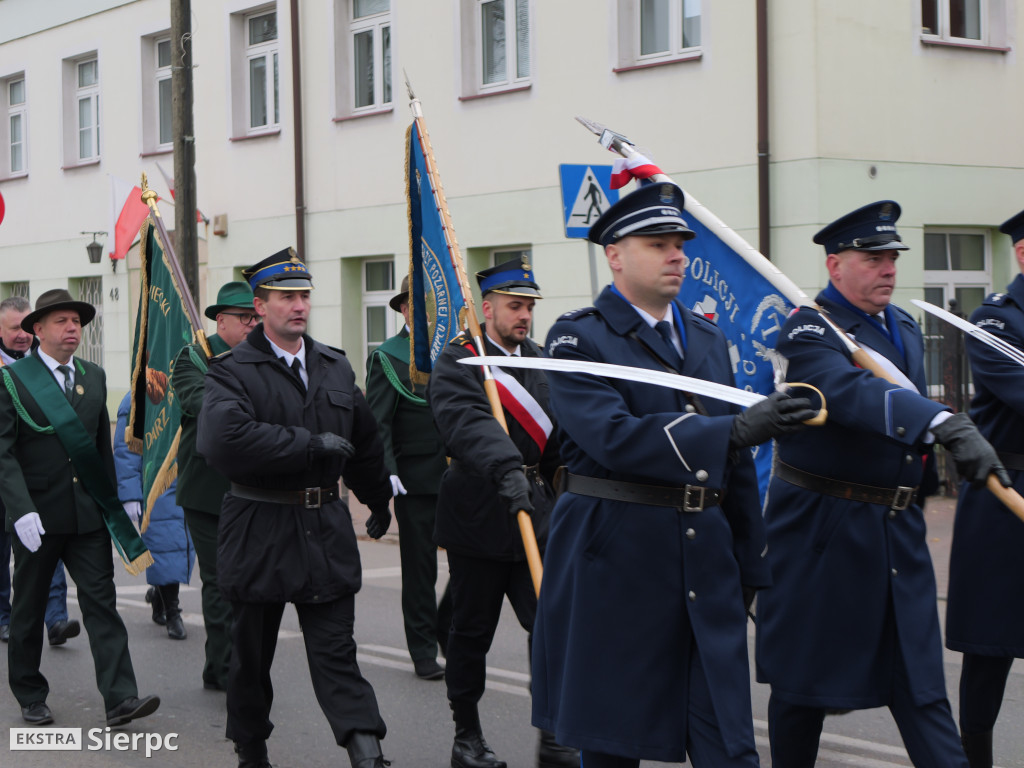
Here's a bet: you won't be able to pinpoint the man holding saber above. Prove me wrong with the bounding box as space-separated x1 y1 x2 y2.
531 183 815 768
945 208 1024 768
756 201 1009 767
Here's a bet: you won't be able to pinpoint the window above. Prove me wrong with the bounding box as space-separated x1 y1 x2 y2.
363 259 396 358
156 39 172 147
76 58 99 161
920 0 1007 46
1 74 27 177
246 11 279 131
491 247 531 267
139 33 173 154
1 282 29 300
351 1 391 111
921 229 991 397
617 0 702 69
458 0 531 97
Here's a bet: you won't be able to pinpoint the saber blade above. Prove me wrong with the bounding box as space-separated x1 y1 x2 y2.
910 299 1024 368
458 356 766 408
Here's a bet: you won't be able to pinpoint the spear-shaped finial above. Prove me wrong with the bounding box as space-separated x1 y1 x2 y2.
405 70 422 118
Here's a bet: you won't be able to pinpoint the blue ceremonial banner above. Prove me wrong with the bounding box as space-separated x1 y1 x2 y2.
677 207 794 501
406 120 467 384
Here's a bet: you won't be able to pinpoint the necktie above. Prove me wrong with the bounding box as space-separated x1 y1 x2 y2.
290 358 306 390
654 321 683 370
57 364 74 400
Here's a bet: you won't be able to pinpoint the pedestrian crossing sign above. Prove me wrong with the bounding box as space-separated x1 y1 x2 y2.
559 164 619 239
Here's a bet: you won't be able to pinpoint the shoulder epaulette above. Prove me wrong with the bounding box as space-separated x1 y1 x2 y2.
688 311 718 329
983 292 1011 307
558 306 597 322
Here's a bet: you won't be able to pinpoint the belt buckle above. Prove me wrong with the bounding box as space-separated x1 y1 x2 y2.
304 487 322 509
683 485 706 512
891 486 914 511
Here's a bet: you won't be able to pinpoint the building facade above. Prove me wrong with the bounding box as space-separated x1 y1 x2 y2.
0 0 1021 404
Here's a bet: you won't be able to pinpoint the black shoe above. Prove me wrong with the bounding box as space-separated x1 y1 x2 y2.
47 619 81 646
0 623 9 642
21 701 54 725
159 584 186 640
235 739 272 768
452 731 506 768
414 657 445 680
346 732 389 768
146 586 166 625
106 694 160 726
537 729 580 768
203 678 227 692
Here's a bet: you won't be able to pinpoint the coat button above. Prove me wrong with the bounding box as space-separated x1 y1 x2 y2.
896 427 906 437
72 477 78 484
905 454 914 464
688 590 697 601
891 568 898 576
686 528 696 540
695 469 708 482
888 509 897 519
685 404 696 413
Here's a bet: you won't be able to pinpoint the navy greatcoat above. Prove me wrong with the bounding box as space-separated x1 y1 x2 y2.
946 274 1024 656
756 288 949 709
531 286 770 762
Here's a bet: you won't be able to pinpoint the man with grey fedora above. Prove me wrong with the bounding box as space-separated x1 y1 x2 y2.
0 288 159 727
170 280 257 691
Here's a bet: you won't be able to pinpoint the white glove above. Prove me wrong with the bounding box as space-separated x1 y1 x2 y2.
14 512 45 553
390 475 408 496
123 501 142 525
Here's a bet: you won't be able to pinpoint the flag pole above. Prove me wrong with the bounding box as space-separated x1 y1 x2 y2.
140 174 212 358
407 79 544 596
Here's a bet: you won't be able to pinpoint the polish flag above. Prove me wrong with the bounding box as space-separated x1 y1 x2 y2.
609 153 664 189
109 176 153 262
156 161 209 224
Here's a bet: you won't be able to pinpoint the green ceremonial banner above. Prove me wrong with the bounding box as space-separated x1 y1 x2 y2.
127 218 194 529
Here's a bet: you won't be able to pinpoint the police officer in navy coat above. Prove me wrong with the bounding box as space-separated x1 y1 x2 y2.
531 183 815 768
945 209 1024 768
756 201 1010 768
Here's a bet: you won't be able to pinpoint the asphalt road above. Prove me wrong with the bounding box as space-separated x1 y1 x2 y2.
2 495 1023 767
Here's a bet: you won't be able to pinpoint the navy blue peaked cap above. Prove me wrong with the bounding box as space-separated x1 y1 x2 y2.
813 200 909 255
588 182 696 246
476 257 542 298
999 209 1024 244
242 247 314 291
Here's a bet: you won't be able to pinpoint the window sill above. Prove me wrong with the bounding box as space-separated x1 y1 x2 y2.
229 127 282 142
333 106 394 123
459 84 531 102
920 37 1009 52
61 159 101 170
614 51 703 73
140 148 173 158
0 171 28 182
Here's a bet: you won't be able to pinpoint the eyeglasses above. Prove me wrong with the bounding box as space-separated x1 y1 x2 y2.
221 312 258 326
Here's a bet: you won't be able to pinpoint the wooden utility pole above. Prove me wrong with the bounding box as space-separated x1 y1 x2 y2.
171 0 199 302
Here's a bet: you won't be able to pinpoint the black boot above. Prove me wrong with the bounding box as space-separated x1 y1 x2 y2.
159 584 187 640
537 729 579 768
451 701 506 768
145 586 165 625
961 730 993 768
234 739 272 768
345 731 389 768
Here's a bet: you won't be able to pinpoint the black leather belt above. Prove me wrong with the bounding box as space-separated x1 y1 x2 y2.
565 473 723 511
774 461 916 511
230 482 339 509
450 459 540 479
998 451 1024 472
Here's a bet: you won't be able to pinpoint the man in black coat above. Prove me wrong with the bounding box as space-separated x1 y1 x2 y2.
197 249 393 768
427 258 576 768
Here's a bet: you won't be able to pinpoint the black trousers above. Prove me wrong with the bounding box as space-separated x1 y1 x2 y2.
183 506 232 688
394 493 444 662
9 528 137 710
959 653 1015 734
225 595 386 747
445 552 535 705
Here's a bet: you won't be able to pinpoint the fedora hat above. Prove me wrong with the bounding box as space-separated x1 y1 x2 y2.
21 289 96 332
389 275 410 312
205 281 255 320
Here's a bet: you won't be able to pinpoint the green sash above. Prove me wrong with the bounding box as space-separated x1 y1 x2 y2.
373 333 427 405
2 356 153 575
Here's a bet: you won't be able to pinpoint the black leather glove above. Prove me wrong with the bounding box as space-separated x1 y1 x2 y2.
932 412 1011 489
308 432 355 459
497 469 534 517
729 391 816 450
366 506 392 539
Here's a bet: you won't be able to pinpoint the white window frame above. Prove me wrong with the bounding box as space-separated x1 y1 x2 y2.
244 9 279 133
362 259 397 359
75 57 100 162
458 0 531 98
920 0 1008 47
491 246 531 268
155 37 173 150
349 2 392 114
139 33 174 155
2 74 27 178
616 0 703 70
